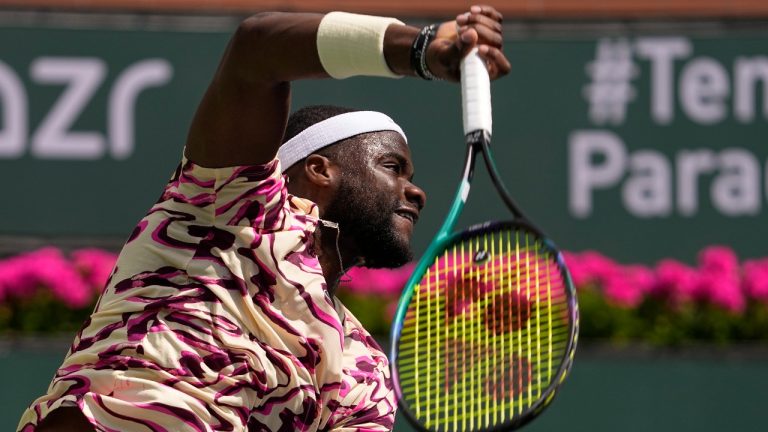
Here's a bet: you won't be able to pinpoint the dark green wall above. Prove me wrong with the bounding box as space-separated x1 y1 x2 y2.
3 16 768 432
3 22 768 263
0 22 768 262
3 18 768 432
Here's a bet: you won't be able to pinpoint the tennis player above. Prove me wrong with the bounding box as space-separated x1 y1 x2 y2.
20 6 509 431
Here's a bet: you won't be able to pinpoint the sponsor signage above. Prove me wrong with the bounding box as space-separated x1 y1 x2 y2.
1 23 766 262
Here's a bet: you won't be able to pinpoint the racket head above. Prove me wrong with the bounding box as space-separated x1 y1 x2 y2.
390 220 578 432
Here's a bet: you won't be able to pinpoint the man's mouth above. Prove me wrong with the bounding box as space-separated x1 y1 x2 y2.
395 207 419 224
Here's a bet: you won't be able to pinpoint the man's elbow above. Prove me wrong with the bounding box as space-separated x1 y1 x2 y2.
225 11 321 83
224 12 284 82
236 12 282 42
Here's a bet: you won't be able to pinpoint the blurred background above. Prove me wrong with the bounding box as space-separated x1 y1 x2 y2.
1 0 767 430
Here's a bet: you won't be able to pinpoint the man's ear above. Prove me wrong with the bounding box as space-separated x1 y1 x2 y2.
303 154 339 188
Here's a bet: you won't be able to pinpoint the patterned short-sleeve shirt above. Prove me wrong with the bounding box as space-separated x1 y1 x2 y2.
18 156 395 431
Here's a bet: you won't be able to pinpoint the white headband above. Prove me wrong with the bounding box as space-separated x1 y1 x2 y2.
278 111 408 171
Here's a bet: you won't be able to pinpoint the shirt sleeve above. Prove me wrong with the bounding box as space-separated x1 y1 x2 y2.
18 155 296 431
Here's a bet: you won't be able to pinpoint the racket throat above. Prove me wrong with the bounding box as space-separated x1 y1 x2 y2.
444 141 480 229
477 140 533 223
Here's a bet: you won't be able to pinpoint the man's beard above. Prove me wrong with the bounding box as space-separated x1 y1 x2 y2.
323 176 413 269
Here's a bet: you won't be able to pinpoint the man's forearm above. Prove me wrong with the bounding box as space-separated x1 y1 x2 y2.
226 12 418 83
383 24 421 77
225 12 327 84
186 12 421 168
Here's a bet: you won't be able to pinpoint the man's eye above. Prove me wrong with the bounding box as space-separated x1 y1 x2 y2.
384 164 401 173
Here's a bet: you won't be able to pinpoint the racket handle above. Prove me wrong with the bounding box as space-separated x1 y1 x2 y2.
460 48 492 136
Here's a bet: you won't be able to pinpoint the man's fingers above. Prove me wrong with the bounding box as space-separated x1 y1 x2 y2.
457 12 502 33
470 5 504 23
456 10 503 49
429 5 506 82
477 45 511 79
471 24 503 48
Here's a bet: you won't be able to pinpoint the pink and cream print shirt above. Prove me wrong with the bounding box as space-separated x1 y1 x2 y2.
18 155 396 431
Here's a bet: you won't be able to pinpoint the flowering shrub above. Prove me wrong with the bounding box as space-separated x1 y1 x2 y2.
1 246 767 345
0 247 117 333
564 246 768 345
342 246 768 345
337 263 415 336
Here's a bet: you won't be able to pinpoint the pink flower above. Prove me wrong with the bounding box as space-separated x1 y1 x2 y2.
563 250 620 289
698 270 745 313
743 259 768 304
602 265 654 308
603 275 640 308
72 248 118 293
29 248 93 308
342 263 415 296
561 251 589 287
696 246 745 313
698 245 738 274
581 251 621 283
653 259 699 305
0 252 39 300
0 248 92 308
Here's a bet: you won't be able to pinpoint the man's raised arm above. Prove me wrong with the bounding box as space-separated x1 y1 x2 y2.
185 7 510 168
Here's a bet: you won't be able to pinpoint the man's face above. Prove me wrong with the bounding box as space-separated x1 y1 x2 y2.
323 131 426 268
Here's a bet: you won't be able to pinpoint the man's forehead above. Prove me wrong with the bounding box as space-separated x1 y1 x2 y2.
279 111 406 170
357 130 410 156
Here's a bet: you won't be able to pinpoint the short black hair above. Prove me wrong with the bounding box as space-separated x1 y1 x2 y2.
283 105 359 143
282 105 362 173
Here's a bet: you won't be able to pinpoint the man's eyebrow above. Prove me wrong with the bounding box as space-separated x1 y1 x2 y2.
380 151 415 180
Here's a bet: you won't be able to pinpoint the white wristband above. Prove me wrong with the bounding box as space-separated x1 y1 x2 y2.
316 12 404 79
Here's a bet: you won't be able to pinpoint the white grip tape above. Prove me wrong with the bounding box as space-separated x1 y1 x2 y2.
460 48 492 135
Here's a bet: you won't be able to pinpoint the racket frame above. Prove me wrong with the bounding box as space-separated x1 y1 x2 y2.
390 136 578 432
389 57 579 430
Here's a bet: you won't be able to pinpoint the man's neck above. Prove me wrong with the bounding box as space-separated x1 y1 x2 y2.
314 221 359 297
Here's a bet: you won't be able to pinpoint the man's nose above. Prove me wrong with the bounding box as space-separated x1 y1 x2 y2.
405 181 426 211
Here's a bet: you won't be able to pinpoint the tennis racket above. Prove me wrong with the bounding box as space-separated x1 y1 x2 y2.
389 49 579 432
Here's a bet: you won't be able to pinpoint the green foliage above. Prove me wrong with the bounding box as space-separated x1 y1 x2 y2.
337 291 396 337
577 284 768 346
0 290 91 335
3 247 768 349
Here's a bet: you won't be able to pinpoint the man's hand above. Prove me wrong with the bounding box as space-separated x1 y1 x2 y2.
428 5 510 81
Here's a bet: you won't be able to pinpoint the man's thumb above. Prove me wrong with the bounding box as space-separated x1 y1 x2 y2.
457 27 478 57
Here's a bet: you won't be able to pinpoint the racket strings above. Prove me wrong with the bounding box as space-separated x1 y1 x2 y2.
396 228 572 431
